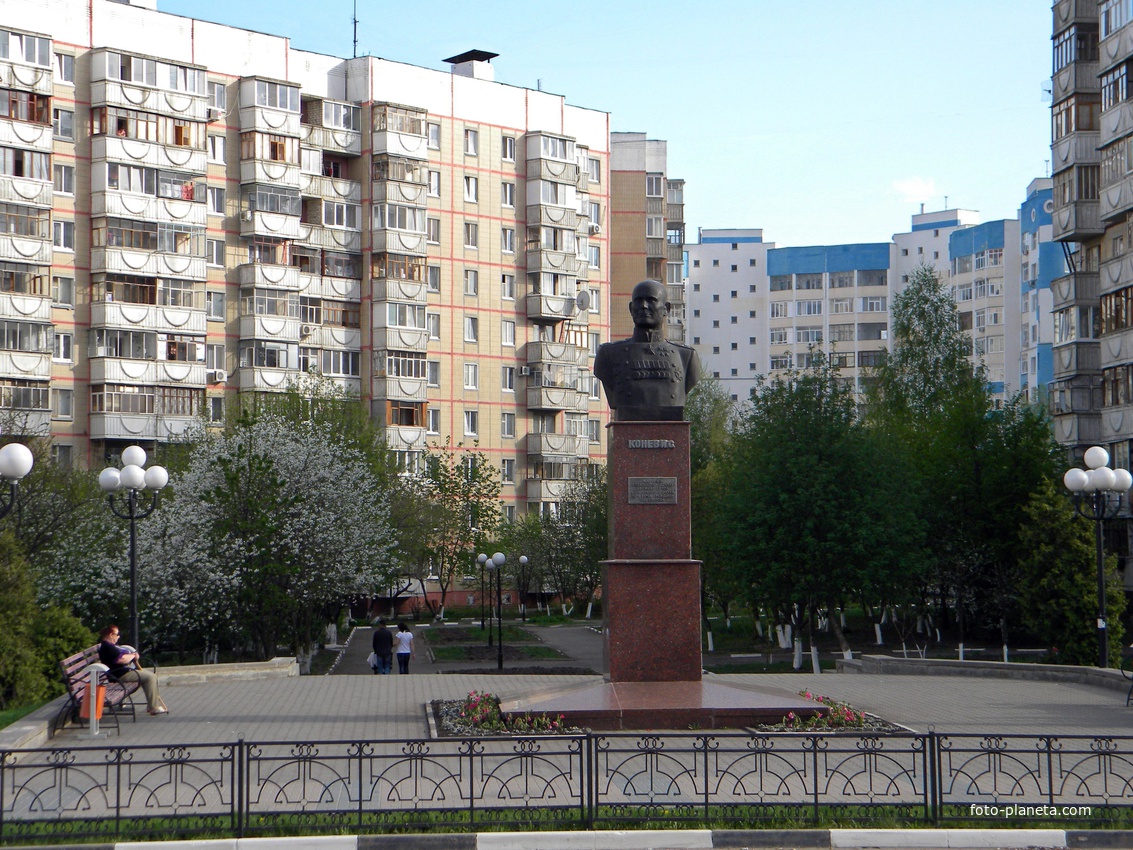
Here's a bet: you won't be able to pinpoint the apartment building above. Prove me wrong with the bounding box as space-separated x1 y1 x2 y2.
1021 179 1062 407
609 132 686 343
891 208 980 291
0 0 613 517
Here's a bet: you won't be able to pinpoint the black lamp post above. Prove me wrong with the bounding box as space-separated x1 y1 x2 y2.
100 445 169 652
477 553 492 646
0 442 34 519
490 552 506 670
1064 445 1133 669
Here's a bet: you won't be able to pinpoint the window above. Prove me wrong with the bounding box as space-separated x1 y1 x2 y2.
463 222 478 248
646 216 664 237
464 129 478 155
464 362 479 389
501 274 516 300
464 410 478 436
426 265 441 293
426 407 440 434
502 136 515 161
52 108 74 140
52 388 73 419
426 217 440 244
205 291 225 320
831 298 853 314
770 354 792 370
422 360 439 388
769 328 789 345
53 332 72 362
52 275 74 307
207 187 225 216
502 365 515 391
53 164 74 194
770 301 788 318
54 52 74 83
52 220 74 250
208 134 226 162
323 201 359 228
796 299 822 316
860 296 886 312
645 173 663 196
501 457 516 483
208 81 226 111
502 227 515 254
589 245 600 269
501 181 515 207
464 316 478 342
499 319 516 347
427 170 440 197
501 412 515 439
464 269 478 296
589 201 601 225
588 157 601 183
206 239 224 266
463 175 478 202
427 123 440 150
427 312 441 339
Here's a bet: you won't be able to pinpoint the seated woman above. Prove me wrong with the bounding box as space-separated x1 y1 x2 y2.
98 625 168 715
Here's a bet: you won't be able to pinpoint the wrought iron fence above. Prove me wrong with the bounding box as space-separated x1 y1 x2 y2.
1 731 1130 844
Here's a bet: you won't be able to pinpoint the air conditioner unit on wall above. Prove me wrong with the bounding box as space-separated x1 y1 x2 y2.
589 223 602 235
206 107 225 122
241 210 253 222
519 365 531 376
300 324 314 337
208 369 228 383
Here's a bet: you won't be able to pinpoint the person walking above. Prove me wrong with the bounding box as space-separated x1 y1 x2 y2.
394 622 415 674
371 618 393 675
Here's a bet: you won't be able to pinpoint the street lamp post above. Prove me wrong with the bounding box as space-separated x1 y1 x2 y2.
100 445 169 652
1063 445 1133 668
491 552 506 671
477 553 492 646
0 442 34 519
518 555 528 622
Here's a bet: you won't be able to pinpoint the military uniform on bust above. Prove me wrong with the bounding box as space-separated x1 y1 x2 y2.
593 279 701 421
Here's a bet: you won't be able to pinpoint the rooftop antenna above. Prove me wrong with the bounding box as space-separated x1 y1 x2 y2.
352 0 358 59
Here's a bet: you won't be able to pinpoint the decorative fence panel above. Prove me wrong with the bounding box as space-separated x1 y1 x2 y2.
2 732 1131 843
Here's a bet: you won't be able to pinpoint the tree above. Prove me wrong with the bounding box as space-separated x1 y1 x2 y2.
132 411 396 663
421 440 501 619
724 352 926 664
557 469 608 616
1017 480 1126 665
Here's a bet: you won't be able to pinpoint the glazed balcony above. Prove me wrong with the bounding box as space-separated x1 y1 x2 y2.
91 300 207 336
300 123 361 157
92 136 208 174
526 340 588 368
92 247 207 281
525 431 588 458
1052 199 1103 241
90 412 197 442
89 358 206 386
237 262 301 291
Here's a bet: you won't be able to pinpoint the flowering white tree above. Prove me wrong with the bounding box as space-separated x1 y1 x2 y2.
136 413 396 662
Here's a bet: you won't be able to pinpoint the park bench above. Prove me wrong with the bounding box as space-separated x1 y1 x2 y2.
52 645 140 737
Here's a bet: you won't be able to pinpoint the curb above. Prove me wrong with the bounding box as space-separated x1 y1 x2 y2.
8 829 1131 850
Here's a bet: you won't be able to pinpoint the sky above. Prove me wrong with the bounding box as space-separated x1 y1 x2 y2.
158 0 1054 249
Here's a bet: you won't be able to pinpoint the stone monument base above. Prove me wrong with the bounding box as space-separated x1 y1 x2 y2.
501 680 825 732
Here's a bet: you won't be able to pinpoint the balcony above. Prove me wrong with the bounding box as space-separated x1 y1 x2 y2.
0 232 50 265
1052 199 1103 241
371 107 429 160
92 300 207 335
92 247 207 281
372 277 428 303
526 384 587 412
301 274 361 302
237 262 301 290
527 248 579 277
90 79 207 121
301 325 361 351
0 118 51 154
90 412 198 442
527 204 578 230
300 173 361 204
1052 271 1099 309
1102 252 1133 294
296 223 361 253
92 191 207 227
1103 404 1133 442
1053 340 1101 376
0 350 49 380
646 238 666 258
0 175 51 208
1052 131 1100 172
526 292 578 323
372 325 428 352
89 358 207 386
0 293 51 323
525 477 570 502
300 123 361 157
371 229 427 256
1053 61 1099 102
666 202 685 225
384 424 426 452
1054 0 1101 28
239 159 301 188
239 209 302 240
372 374 428 403
237 104 301 137
0 409 49 437
525 432 588 458
237 365 297 392
526 340 588 369
239 314 301 342
667 242 684 263
372 180 426 206
1103 173 1133 222
92 136 208 175
527 158 579 185
0 57 51 95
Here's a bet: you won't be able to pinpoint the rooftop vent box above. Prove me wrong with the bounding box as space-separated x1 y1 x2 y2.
444 50 498 81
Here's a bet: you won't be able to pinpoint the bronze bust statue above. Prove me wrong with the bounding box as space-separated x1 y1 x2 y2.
593 279 701 421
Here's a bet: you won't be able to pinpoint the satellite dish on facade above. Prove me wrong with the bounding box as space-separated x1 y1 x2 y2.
575 290 590 312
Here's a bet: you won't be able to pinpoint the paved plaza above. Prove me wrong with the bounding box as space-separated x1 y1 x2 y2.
12 622 1133 748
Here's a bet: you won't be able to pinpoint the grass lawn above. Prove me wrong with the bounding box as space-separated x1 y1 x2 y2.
422 625 564 663
0 700 49 730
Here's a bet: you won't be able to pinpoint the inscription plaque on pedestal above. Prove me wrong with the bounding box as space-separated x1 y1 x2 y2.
627 476 678 505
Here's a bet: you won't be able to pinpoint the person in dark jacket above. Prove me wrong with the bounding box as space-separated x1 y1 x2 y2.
98 624 167 715
371 618 393 675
